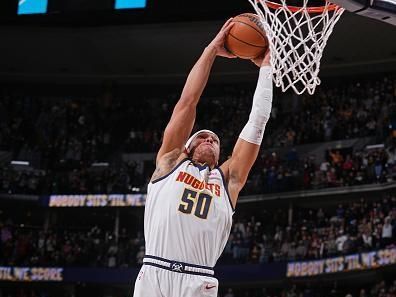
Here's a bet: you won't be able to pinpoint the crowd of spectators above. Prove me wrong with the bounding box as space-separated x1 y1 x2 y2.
0 76 395 195
0 161 151 195
220 280 396 297
1 141 395 196
222 195 396 264
241 142 396 195
1 76 395 157
270 77 396 147
301 144 396 190
1 195 395 268
0 222 146 268
3 279 396 297
0 75 395 196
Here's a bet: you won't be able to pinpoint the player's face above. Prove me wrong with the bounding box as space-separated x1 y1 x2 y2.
190 132 220 167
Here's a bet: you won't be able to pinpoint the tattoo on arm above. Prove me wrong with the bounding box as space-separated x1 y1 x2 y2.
151 166 166 181
151 149 183 182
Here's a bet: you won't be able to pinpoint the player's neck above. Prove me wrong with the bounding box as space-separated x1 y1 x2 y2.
191 158 216 170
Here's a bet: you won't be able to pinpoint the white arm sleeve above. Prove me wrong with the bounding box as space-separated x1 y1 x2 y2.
239 66 273 145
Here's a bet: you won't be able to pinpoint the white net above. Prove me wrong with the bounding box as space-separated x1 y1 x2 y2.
249 0 345 95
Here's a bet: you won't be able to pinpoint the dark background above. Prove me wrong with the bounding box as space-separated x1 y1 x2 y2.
0 0 395 87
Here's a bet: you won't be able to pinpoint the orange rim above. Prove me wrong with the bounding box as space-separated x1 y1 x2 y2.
264 0 341 13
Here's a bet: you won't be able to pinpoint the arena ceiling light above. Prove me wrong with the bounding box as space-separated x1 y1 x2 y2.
10 160 30 166
91 162 109 167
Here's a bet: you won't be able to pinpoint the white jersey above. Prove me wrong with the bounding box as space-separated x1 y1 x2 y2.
144 158 234 268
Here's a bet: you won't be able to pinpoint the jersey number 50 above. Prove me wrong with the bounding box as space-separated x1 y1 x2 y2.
178 188 212 220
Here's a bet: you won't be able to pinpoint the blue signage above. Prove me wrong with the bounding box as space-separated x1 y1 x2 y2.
18 0 48 15
115 0 147 9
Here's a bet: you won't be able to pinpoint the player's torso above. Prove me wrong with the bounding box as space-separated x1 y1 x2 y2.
144 158 234 267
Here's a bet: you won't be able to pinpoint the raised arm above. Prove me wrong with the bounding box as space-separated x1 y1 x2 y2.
156 19 236 163
220 49 272 207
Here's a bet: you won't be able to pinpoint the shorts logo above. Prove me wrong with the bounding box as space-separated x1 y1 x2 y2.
171 262 185 272
205 284 216 289
138 270 144 280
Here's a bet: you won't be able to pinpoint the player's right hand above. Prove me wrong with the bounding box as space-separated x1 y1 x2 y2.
207 18 237 59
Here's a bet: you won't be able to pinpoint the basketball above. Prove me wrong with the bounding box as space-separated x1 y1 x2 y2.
225 13 268 59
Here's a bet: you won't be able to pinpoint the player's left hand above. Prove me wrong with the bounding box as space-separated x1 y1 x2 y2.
207 18 237 59
251 47 270 67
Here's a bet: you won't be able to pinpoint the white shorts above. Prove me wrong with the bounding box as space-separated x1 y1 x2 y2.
133 257 218 297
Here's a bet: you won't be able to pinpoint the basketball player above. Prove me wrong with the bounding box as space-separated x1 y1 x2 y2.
133 18 273 297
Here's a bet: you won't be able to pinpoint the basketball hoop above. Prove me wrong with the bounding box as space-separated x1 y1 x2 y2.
249 0 345 95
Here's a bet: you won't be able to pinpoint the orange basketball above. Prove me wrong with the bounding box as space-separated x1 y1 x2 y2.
225 13 268 59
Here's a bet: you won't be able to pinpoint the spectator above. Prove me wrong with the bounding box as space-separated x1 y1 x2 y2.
224 288 235 297
382 216 393 247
